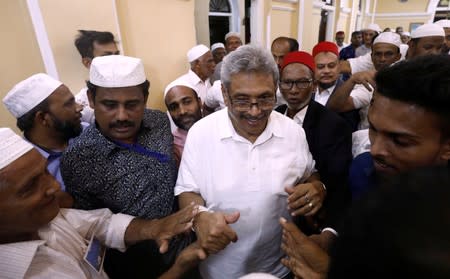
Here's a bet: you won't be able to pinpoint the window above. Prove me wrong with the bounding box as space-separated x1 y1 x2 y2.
209 0 232 44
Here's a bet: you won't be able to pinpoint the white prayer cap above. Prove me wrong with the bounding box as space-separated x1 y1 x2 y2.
225 31 240 41
435 19 450 28
164 78 198 98
0 127 34 171
187 44 210 63
365 23 381 33
401 31 411 37
239 273 279 279
373 32 402 48
89 55 146 87
3 73 62 118
411 23 445 39
211 42 225 52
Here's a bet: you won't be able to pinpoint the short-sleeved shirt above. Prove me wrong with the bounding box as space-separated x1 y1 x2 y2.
204 80 226 110
355 44 371 57
350 84 373 130
175 70 212 102
348 52 374 74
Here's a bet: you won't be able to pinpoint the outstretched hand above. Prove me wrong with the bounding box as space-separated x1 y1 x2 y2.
158 241 207 279
280 217 329 278
155 203 199 253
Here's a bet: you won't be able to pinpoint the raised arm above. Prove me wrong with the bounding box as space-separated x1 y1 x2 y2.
327 70 376 112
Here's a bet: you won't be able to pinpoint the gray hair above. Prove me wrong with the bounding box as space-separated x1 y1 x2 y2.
221 44 279 90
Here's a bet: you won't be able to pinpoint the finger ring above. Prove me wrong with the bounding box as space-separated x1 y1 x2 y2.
308 202 313 209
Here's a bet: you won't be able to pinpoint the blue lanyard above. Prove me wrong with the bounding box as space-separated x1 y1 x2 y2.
112 140 170 163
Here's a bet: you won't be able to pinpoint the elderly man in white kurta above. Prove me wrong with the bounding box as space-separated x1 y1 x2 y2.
0 127 203 279
175 45 325 279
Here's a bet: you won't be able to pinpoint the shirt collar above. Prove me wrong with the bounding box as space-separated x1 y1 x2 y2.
187 69 202 84
219 108 284 144
285 105 308 125
317 83 337 95
0 240 45 278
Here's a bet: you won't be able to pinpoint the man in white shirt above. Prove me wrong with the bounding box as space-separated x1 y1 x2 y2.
355 23 381 57
341 23 445 75
175 45 324 279
327 32 402 130
174 44 216 103
0 127 205 279
74 30 120 124
210 32 243 83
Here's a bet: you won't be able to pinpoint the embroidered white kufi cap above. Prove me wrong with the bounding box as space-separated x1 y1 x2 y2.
411 23 445 39
164 78 198 98
187 44 210 63
3 73 62 118
434 19 450 28
89 55 146 87
211 42 225 52
374 32 402 48
0 128 34 170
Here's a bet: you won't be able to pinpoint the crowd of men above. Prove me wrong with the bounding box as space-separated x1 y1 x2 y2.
1 19 450 279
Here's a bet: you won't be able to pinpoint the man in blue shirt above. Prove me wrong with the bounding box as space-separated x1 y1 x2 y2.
3 73 84 207
349 54 450 199
339 31 362 61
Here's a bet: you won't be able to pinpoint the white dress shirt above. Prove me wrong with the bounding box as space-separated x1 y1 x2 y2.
284 105 308 126
175 109 315 279
314 84 336 106
176 69 212 102
75 88 96 125
204 80 226 111
350 84 373 130
352 129 371 158
348 52 374 74
0 208 133 279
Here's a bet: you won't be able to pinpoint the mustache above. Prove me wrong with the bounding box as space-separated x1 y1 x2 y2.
109 120 135 129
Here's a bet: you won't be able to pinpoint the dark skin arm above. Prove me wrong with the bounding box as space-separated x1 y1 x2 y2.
123 203 198 253
280 217 329 279
327 70 376 112
158 242 207 279
286 172 326 217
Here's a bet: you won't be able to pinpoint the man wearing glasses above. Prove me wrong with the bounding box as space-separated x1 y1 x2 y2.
275 51 352 245
175 45 324 279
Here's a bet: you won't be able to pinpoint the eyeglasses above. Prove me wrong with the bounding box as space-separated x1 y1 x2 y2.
228 96 276 112
279 79 313 90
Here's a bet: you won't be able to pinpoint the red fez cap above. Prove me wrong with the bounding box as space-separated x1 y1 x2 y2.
312 41 339 57
281 51 315 73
